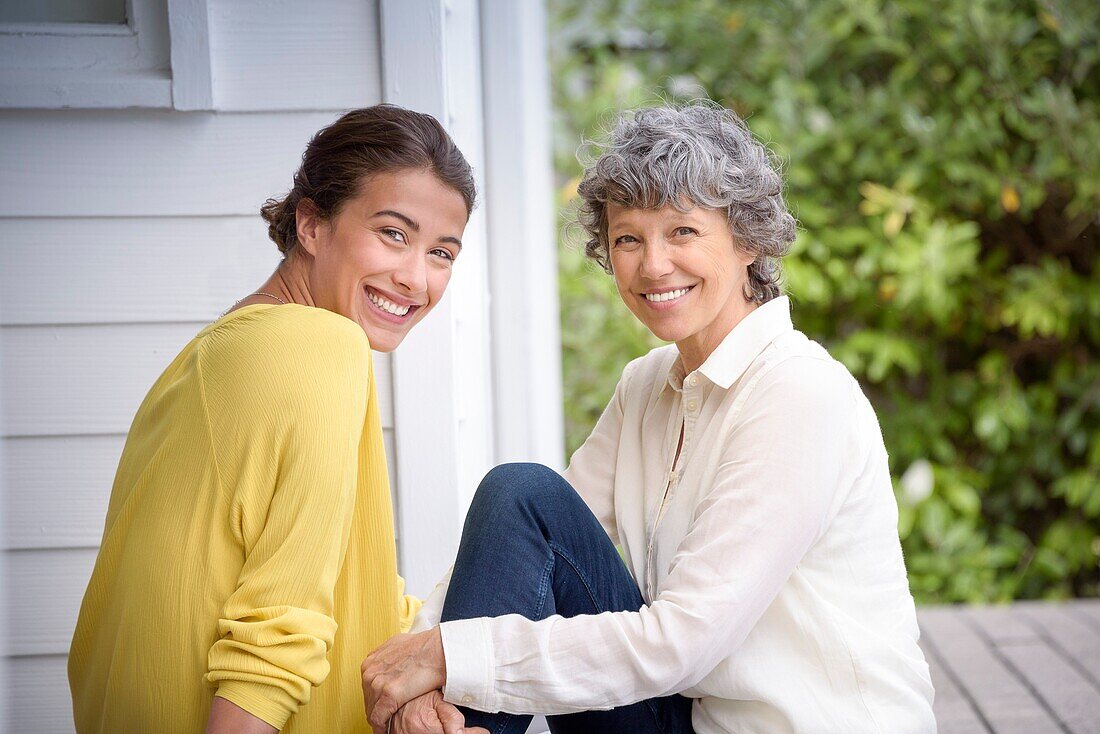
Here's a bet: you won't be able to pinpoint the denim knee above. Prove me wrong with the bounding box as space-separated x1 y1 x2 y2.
470 462 570 517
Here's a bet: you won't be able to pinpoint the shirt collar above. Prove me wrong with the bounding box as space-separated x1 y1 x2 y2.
665 296 794 392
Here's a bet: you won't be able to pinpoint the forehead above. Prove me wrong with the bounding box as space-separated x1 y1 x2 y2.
353 168 468 226
606 201 722 229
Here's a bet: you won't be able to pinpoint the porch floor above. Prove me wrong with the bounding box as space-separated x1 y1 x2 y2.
918 600 1100 733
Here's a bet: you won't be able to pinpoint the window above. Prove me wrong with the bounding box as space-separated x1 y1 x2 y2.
0 0 211 110
0 0 128 25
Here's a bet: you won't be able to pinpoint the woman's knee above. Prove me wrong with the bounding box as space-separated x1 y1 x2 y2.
470 462 574 516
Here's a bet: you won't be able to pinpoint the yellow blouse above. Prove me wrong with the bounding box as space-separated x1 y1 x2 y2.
69 304 420 733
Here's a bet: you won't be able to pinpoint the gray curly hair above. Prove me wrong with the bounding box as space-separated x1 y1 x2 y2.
576 102 797 303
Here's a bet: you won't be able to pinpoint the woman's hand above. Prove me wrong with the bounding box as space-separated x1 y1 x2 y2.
361 628 448 731
390 690 490 734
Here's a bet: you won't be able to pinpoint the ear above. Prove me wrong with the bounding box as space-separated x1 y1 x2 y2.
295 199 325 258
732 237 758 268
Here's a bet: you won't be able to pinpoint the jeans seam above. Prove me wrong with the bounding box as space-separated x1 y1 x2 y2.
547 541 671 733
534 553 554 619
547 541 605 614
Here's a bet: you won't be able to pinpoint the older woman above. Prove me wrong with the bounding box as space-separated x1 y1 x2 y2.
69 105 489 734
362 103 936 734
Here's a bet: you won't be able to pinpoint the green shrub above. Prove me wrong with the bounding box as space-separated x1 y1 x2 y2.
550 0 1099 602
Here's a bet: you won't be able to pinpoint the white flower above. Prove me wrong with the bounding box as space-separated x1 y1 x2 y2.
900 459 934 505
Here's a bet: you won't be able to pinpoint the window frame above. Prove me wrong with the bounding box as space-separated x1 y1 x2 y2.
0 0 212 110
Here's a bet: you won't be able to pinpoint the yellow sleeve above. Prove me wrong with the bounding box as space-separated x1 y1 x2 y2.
396 575 424 634
200 311 372 729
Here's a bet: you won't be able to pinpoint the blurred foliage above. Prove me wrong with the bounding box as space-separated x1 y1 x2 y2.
549 0 1100 602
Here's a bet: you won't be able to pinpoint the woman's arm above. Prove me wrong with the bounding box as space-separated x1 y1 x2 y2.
201 314 373 729
438 356 857 714
205 697 278 734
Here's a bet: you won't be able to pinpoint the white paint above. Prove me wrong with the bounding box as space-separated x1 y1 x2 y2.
168 0 214 111
0 0 168 70
2 435 124 550
0 371 8 734
480 0 565 469
0 217 280 326
442 0 497 514
4 655 72 733
207 0 381 111
378 1 445 119
0 110 341 217
3 548 97 656
0 0 171 110
0 68 172 109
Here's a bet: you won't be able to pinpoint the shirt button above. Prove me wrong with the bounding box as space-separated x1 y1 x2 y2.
686 400 698 413
462 695 473 704
688 375 699 387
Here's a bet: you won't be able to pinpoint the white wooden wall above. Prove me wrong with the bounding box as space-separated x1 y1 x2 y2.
0 1 561 732
0 2 389 731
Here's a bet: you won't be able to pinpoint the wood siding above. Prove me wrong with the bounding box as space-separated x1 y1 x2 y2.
0 2 386 730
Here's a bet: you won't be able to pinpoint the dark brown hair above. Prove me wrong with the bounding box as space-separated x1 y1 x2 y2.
261 104 477 254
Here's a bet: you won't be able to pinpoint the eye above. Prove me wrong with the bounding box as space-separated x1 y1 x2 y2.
612 234 638 247
673 226 697 237
381 227 406 243
430 247 455 262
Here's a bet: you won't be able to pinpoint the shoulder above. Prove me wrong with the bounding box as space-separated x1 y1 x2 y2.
747 332 859 419
198 305 372 407
205 305 369 368
229 304 369 351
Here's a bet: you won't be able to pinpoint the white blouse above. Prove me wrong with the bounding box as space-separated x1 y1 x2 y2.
412 296 936 734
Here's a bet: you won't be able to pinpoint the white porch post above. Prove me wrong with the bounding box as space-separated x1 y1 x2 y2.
480 0 565 469
379 0 496 596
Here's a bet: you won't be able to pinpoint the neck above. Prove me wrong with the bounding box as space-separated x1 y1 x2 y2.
258 248 316 307
676 297 759 374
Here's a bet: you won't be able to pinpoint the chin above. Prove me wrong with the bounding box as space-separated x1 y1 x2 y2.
639 318 687 344
367 334 400 352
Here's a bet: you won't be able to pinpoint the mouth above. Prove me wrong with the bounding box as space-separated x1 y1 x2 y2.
364 285 422 324
640 284 696 309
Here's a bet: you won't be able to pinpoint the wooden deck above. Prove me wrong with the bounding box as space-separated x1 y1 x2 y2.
918 600 1100 734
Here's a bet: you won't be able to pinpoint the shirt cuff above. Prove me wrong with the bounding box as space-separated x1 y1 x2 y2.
440 618 496 712
214 679 296 730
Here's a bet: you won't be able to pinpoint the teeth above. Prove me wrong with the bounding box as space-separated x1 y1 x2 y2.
367 289 411 316
644 287 690 302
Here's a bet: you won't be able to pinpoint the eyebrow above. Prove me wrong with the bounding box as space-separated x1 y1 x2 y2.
373 209 463 249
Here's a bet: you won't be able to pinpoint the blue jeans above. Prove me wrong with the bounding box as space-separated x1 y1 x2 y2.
440 463 696 734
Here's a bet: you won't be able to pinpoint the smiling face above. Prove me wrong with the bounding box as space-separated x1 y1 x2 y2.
607 202 758 370
297 168 468 352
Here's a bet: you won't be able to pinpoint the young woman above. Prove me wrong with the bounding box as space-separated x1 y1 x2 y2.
69 105 488 734
361 103 937 734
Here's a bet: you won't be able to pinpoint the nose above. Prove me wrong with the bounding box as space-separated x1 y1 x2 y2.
392 250 428 295
639 240 675 281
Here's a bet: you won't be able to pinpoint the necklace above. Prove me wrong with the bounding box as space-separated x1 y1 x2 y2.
220 291 288 317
